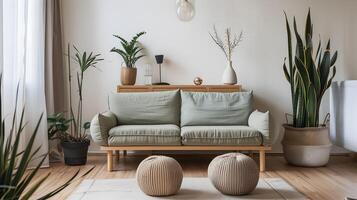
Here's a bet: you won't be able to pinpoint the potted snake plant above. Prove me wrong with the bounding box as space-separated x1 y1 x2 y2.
282 10 338 167
111 31 146 85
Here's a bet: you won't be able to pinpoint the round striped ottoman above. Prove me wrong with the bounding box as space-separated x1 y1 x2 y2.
136 155 183 196
208 153 259 195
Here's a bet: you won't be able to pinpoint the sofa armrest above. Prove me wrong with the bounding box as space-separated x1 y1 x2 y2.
248 110 270 144
90 111 118 146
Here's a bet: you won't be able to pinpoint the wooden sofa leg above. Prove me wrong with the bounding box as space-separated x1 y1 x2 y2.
259 150 266 172
123 150 127 156
107 150 113 172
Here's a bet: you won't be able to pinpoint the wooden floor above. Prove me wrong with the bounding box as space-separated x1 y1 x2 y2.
31 154 357 200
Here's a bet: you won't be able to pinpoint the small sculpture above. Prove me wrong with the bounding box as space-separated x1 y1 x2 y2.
193 77 203 85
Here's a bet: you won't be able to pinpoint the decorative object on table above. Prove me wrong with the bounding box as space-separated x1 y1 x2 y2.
193 77 203 85
152 55 170 85
136 155 183 196
110 31 146 85
176 0 194 22
56 44 103 166
0 74 94 200
281 9 337 167
330 81 357 153
144 64 153 85
210 26 243 85
208 153 259 196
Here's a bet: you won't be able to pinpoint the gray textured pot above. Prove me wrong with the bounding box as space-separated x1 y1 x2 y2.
282 125 332 167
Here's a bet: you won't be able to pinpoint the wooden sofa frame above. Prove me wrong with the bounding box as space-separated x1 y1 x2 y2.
101 85 272 172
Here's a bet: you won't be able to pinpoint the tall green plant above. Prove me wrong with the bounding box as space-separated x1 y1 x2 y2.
0 76 94 199
67 45 103 142
283 10 337 128
110 32 146 68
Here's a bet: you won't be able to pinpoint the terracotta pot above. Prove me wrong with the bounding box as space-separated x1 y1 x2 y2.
282 125 332 167
121 67 137 85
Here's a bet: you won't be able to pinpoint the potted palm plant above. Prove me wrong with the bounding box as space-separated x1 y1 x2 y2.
110 31 146 85
282 10 338 167
59 45 103 166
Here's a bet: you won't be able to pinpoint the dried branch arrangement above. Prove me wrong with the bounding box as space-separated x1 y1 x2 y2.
209 26 243 62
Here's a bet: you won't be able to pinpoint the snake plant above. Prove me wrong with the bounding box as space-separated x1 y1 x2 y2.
0 75 94 199
283 10 338 128
110 31 146 68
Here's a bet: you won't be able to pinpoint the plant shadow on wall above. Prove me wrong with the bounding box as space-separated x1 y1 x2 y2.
209 26 243 85
110 32 146 85
48 45 103 166
0 76 94 200
281 9 338 167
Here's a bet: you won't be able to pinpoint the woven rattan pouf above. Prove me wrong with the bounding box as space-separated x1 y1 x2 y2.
208 153 259 195
136 155 183 196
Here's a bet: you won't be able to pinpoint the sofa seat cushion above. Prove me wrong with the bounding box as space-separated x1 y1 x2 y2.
181 126 264 145
108 124 181 146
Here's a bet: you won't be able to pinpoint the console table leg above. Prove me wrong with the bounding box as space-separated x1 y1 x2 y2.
107 150 113 172
249 151 254 158
115 150 120 161
259 150 266 172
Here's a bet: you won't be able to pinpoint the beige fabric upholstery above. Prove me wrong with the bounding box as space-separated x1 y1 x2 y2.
208 153 259 195
136 156 183 196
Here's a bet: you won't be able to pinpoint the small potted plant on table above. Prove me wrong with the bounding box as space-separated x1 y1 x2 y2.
111 31 146 85
282 10 338 167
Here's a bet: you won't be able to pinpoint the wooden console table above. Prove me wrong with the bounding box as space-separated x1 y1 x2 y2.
117 85 242 93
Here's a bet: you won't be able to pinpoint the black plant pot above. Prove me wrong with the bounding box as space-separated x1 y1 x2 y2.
61 140 90 166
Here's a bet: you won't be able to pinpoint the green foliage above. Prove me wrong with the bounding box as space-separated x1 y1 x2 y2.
283 10 337 128
47 113 72 141
110 32 146 68
0 76 94 199
66 45 103 142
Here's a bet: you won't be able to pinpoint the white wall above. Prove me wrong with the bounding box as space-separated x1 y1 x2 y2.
61 0 357 152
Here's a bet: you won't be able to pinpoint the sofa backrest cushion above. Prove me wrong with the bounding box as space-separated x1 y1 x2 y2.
180 91 253 126
109 90 180 125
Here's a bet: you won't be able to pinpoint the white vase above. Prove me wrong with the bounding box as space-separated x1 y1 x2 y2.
222 61 237 85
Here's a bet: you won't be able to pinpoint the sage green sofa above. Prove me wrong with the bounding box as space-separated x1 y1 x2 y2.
90 90 270 171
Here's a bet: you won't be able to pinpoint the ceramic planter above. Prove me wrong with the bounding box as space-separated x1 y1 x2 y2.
282 125 332 167
121 67 137 85
222 61 237 85
61 140 90 166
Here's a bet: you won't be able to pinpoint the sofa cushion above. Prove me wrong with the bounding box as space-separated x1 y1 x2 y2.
109 90 180 125
90 111 117 146
181 126 263 145
180 91 253 126
108 124 181 145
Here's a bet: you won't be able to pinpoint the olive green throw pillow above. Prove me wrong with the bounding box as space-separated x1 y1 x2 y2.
180 91 253 126
109 90 180 125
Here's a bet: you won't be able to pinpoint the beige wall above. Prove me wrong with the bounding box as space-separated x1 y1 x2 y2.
61 0 357 153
